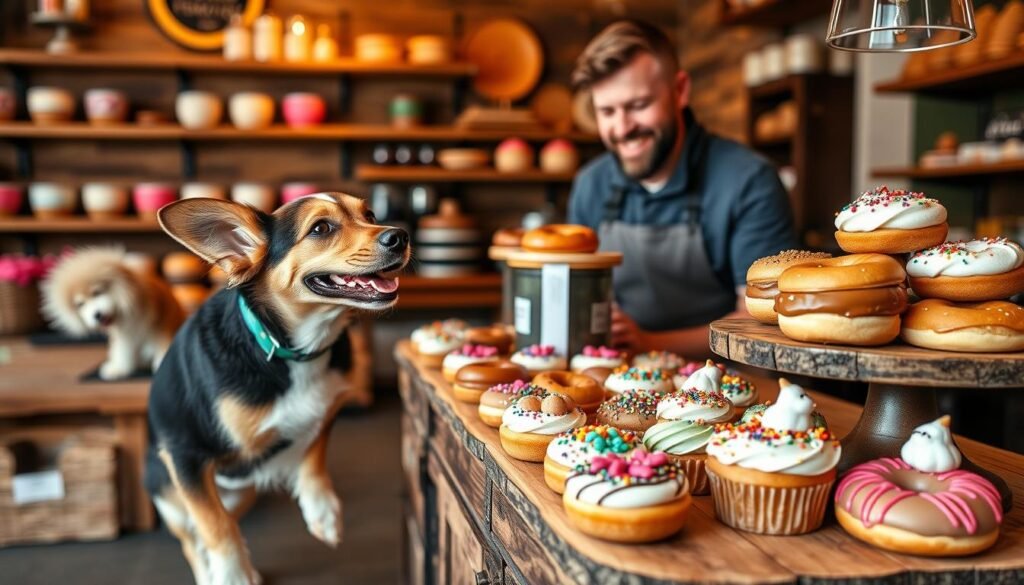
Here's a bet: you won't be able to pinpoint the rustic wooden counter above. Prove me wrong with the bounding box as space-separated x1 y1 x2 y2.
395 340 1024 585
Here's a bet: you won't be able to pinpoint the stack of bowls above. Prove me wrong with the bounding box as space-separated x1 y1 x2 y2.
416 198 482 277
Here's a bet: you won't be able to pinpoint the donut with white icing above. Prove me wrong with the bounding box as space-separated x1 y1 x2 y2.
834 186 948 254
907 238 1024 302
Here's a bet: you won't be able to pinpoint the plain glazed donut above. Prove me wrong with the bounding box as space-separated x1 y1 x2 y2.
532 370 605 413
521 224 599 253
901 299 1024 352
452 360 530 404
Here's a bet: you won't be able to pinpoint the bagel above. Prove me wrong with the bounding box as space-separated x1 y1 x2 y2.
521 224 599 253
452 360 529 404
778 253 906 292
900 299 1024 352
833 186 948 254
532 370 605 413
745 250 833 324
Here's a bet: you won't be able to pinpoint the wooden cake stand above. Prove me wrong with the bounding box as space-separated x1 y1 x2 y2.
710 319 1024 511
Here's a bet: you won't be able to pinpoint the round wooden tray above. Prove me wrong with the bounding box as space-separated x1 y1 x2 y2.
710 318 1024 510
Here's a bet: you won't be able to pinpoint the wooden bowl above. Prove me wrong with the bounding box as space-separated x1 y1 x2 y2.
437 148 490 171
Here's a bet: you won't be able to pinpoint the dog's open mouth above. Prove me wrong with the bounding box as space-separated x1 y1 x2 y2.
304 271 400 304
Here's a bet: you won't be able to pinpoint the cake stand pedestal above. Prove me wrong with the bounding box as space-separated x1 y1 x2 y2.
710 319 1024 512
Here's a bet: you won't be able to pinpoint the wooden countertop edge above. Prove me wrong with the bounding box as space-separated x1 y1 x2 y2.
395 340 1024 583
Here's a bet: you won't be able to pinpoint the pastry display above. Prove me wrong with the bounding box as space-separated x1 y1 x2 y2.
603 366 674 396
745 250 832 324
706 379 841 535
907 238 1024 302
901 299 1024 353
441 344 500 383
465 325 515 355
834 186 948 254
452 359 528 404
649 389 735 495
478 380 543 427
595 389 661 433
569 345 626 372
499 392 587 462
533 370 605 413
632 350 685 371
544 425 639 493
835 416 1002 556
510 344 567 375
563 450 691 543
776 253 908 346
520 224 599 253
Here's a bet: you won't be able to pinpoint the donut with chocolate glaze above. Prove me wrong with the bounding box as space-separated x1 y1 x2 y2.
745 250 832 324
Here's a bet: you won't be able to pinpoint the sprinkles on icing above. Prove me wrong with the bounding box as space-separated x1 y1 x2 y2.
552 424 639 456
486 380 540 395
520 344 557 357
611 365 667 382
721 375 755 397
711 418 835 449
598 389 661 418
910 237 1018 266
574 449 681 486
452 343 499 357
838 185 939 216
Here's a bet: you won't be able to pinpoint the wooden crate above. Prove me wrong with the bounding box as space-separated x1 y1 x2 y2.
0 427 119 546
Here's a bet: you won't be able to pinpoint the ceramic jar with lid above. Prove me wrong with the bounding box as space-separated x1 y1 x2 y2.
416 198 482 277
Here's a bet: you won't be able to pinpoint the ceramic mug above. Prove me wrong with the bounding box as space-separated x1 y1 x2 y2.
282 93 326 128
29 182 77 218
231 182 276 212
181 182 227 200
785 35 823 75
176 91 223 130
133 182 177 219
742 52 764 87
760 44 786 82
0 182 24 216
82 182 130 219
27 87 75 124
280 182 320 205
84 89 129 125
229 92 275 130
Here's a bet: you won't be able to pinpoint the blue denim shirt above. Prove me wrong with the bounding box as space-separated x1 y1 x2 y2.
568 110 798 289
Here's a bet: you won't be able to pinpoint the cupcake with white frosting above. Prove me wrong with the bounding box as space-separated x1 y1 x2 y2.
706 378 841 535
603 365 674 396
907 238 1024 302
646 388 734 495
834 186 948 254
509 344 567 375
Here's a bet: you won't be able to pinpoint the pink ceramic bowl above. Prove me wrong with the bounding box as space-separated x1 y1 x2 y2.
0 183 23 216
133 182 177 219
84 89 129 125
280 182 320 205
282 93 326 128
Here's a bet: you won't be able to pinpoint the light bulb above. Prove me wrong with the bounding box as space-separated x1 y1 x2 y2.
892 0 909 44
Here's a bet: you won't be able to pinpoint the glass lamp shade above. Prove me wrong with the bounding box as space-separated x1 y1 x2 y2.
826 0 976 52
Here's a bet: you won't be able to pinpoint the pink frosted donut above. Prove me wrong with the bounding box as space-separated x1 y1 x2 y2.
835 457 1002 556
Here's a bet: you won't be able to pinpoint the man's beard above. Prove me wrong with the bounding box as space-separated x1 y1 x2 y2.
608 121 678 181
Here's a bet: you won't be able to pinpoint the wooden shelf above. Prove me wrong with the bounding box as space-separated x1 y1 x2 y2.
874 52 1024 96
356 165 576 183
719 0 833 27
397 273 502 310
0 216 163 233
0 122 598 143
872 159 1024 179
747 76 798 100
0 48 476 77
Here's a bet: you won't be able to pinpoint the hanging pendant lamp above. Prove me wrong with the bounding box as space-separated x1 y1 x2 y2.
826 0 976 52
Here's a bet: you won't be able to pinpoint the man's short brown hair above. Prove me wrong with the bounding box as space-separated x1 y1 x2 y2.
572 20 679 91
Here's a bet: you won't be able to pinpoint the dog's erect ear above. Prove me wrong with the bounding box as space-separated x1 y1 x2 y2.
159 199 268 286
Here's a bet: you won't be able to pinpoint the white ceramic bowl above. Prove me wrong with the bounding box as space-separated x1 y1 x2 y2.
29 182 77 218
27 87 75 124
229 92 275 130
81 182 129 219
231 182 276 212
84 89 129 125
175 91 223 130
181 182 227 200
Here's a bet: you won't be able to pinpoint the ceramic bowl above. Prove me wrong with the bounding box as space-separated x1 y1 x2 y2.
280 182 320 205
81 182 130 219
494 139 534 173
27 87 75 124
231 182 276 213
355 34 403 63
181 182 227 200
0 88 15 122
540 139 579 173
407 35 450 65
437 148 490 171
84 89 129 125
0 183 24 216
175 91 222 130
229 92 275 130
133 182 177 219
29 182 77 218
282 93 326 128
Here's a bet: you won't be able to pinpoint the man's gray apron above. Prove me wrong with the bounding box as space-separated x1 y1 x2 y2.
597 123 737 331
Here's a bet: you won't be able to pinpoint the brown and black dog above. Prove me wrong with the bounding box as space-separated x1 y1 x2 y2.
145 193 409 585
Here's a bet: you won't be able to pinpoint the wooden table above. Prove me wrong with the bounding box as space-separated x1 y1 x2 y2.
0 337 153 531
395 340 1024 584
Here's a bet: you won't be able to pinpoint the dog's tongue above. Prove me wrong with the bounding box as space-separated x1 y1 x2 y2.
369 276 399 293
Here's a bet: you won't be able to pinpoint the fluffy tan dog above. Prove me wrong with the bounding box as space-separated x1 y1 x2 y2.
41 247 185 380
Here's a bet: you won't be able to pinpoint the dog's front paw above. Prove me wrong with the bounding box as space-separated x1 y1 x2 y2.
208 551 260 585
299 488 343 548
99 361 132 380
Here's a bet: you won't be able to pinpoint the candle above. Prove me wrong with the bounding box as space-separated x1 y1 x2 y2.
312 24 338 62
223 14 252 61
284 15 311 63
253 12 282 63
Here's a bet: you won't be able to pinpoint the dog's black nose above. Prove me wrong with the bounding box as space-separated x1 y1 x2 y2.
94 311 105 322
378 228 409 251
